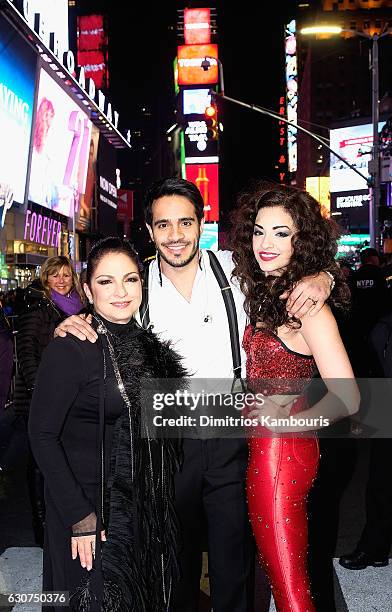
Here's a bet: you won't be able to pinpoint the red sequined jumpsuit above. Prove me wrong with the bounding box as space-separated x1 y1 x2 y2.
243 325 319 612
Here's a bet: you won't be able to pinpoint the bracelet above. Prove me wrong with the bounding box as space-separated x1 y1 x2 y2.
71 530 96 537
324 270 335 291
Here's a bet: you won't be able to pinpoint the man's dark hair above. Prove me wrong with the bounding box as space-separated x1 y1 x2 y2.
360 247 379 265
143 177 204 226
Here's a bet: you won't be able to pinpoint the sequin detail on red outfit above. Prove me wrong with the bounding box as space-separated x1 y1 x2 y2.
244 325 319 612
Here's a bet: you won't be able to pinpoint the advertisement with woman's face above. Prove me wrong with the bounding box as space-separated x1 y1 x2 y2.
28 68 92 218
77 126 100 232
0 14 37 227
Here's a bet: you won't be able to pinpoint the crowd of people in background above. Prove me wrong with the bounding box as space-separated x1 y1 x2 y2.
1 180 392 611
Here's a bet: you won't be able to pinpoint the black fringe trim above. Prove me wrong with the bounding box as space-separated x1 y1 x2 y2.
71 328 187 611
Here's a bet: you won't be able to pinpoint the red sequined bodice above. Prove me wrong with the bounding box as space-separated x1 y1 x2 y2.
243 325 315 397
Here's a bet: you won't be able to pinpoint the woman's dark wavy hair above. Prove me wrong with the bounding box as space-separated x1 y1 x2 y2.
229 181 350 331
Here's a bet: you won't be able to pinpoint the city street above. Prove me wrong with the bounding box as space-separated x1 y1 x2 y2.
0 412 390 612
1 0 392 610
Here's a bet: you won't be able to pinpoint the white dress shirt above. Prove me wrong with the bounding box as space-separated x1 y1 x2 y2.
138 250 247 380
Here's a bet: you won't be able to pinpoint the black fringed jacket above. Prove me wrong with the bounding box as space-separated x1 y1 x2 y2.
29 320 187 611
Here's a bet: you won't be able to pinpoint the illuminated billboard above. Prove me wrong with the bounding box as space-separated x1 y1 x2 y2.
77 125 100 232
184 8 211 45
200 222 218 251
330 189 370 230
29 68 92 219
0 13 37 222
97 135 118 235
305 176 330 217
177 44 218 86
23 0 69 56
77 15 109 90
330 121 385 193
184 116 218 159
183 88 211 115
285 20 297 173
186 163 219 222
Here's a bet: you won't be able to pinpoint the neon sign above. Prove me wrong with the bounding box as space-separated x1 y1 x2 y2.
285 20 297 173
24 209 62 247
184 8 211 45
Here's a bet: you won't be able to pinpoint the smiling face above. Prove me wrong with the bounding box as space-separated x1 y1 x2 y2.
146 195 204 268
47 266 73 296
84 252 142 324
252 206 296 276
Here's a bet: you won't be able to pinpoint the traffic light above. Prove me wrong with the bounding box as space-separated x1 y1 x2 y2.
205 104 218 141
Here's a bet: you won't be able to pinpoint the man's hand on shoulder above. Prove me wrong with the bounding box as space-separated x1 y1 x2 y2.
281 271 333 319
54 313 97 342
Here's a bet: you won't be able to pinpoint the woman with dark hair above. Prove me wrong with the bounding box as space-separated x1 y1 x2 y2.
28 237 185 611
230 182 359 612
14 255 85 546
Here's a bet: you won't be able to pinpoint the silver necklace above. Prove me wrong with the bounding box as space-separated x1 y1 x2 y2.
94 315 135 481
93 315 170 605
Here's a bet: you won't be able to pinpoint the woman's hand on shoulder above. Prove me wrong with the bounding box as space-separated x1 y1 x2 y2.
54 313 97 343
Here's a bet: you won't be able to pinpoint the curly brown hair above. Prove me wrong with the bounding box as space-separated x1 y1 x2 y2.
229 181 350 331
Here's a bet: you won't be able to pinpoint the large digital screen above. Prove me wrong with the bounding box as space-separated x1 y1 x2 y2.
200 222 218 251
330 121 385 193
77 15 109 89
183 88 211 115
29 68 92 218
177 44 218 86
97 135 118 235
184 8 211 45
0 14 37 216
330 189 370 230
20 0 69 56
184 116 218 159
305 176 330 217
186 162 219 222
77 125 100 232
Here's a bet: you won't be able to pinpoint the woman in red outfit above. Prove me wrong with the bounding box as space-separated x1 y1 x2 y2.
231 183 359 612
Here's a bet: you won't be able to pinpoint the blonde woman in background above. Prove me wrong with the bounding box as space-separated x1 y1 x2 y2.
13 256 85 546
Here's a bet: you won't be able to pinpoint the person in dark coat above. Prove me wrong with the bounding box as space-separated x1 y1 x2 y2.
349 248 392 376
0 306 13 413
13 256 85 546
29 237 185 612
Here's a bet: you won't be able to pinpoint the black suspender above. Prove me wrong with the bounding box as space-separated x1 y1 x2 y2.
206 250 243 384
139 252 243 383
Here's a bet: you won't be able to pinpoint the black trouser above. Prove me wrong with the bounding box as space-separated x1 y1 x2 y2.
172 438 255 612
358 438 392 558
27 443 46 546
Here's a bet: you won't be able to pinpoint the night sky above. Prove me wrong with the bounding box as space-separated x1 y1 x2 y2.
78 1 298 225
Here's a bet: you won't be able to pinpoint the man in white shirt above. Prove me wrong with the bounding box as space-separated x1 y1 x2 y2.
56 177 332 612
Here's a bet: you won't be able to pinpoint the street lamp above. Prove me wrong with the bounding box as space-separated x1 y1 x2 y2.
200 56 369 189
301 25 392 250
